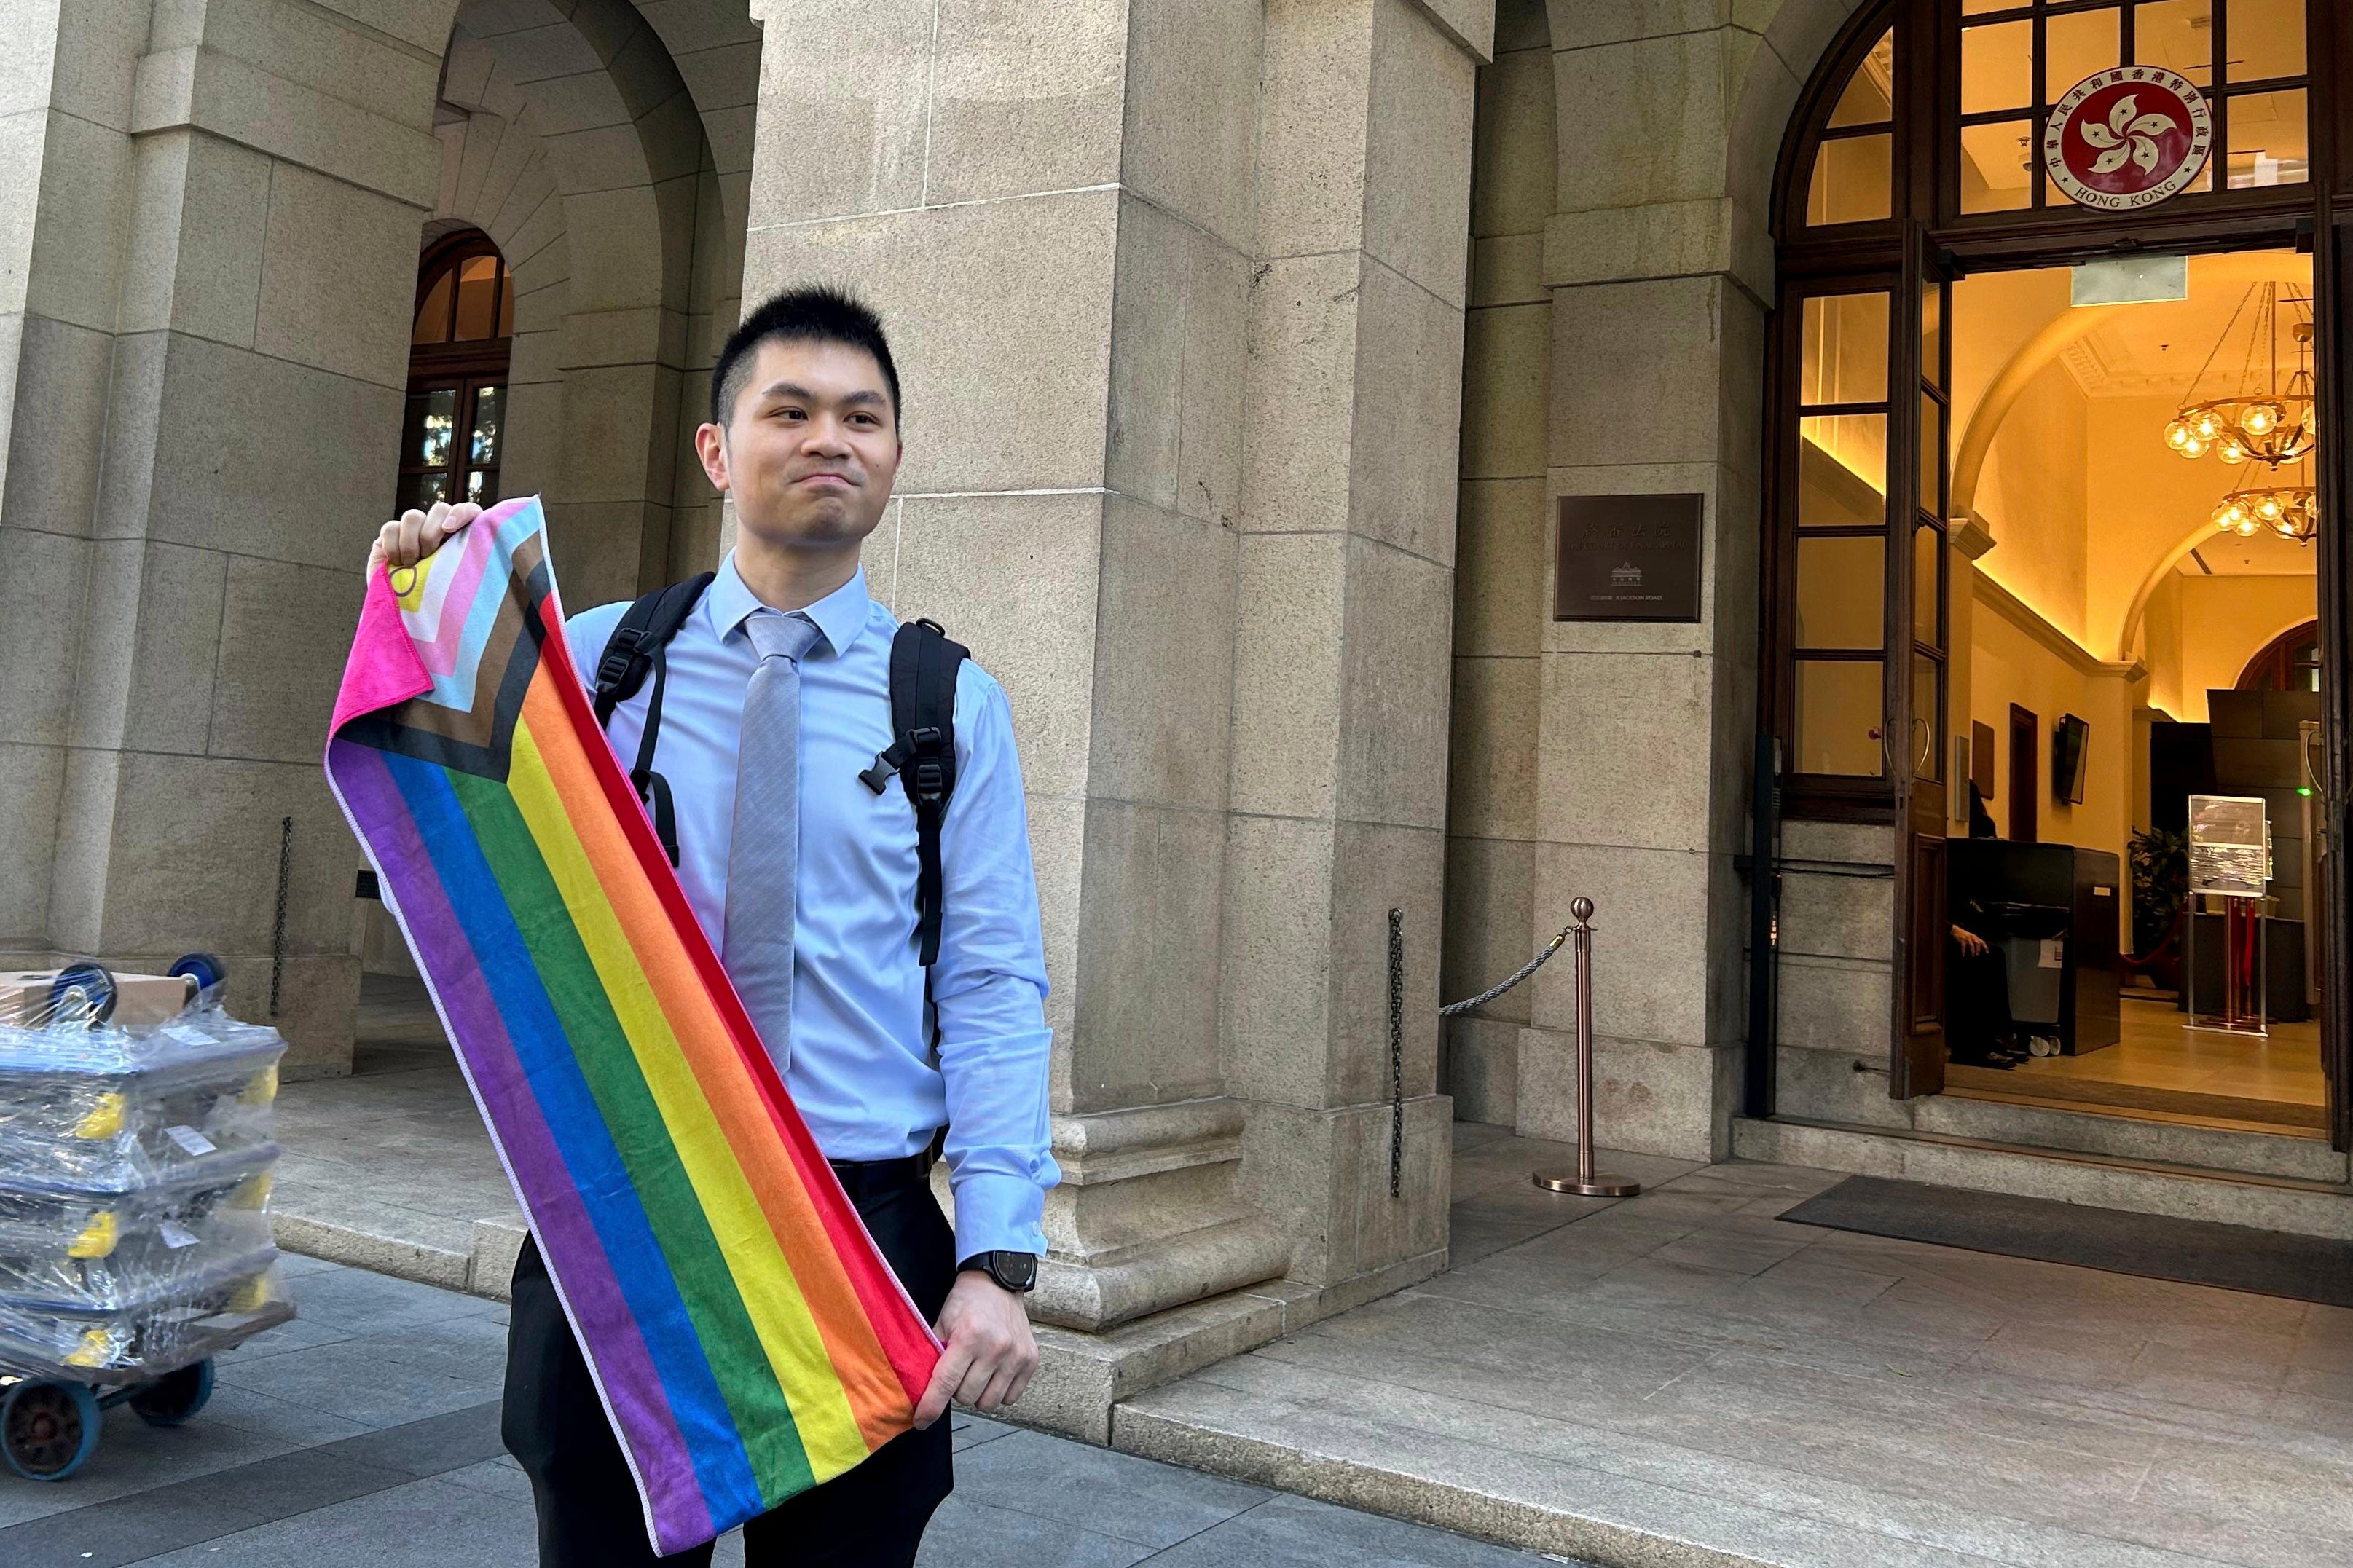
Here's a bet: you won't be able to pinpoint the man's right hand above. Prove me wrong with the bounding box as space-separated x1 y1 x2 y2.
367 500 483 577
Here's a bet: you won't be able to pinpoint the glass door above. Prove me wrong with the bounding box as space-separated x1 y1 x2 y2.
396 377 506 514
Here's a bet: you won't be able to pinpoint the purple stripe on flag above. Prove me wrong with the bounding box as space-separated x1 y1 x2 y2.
328 737 713 1543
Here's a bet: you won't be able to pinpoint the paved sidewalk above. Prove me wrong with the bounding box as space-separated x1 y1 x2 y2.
1120 1126 2353 1568
0 1255 1563 1567
267 976 527 1296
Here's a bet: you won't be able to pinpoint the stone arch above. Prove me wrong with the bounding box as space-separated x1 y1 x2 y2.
427 55 573 505
6 0 753 1069
433 0 746 602
1724 0 1874 298
628 0 762 246
1535 0 1868 310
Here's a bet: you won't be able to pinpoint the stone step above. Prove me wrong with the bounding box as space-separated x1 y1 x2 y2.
272 1205 527 1301
1732 1114 2353 1239
1914 1089 2349 1182
1116 1369 2007 1568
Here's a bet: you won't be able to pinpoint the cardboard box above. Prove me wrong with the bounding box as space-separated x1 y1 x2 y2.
0 970 197 1030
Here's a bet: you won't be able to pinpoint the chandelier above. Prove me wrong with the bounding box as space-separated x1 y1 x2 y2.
2212 473 2318 544
2162 283 2318 468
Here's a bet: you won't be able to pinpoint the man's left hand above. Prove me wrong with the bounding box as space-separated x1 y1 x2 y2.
911 1272 1037 1428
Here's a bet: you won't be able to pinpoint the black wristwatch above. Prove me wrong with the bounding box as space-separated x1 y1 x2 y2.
956 1250 1038 1293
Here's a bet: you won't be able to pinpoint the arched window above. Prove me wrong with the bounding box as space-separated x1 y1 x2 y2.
2237 620 2322 693
398 232 514 513
1804 25 1896 227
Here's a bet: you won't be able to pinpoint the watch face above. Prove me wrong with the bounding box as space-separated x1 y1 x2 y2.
997 1253 1037 1290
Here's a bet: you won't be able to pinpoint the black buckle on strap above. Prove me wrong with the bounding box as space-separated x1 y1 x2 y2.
861 726 947 795
594 628 644 693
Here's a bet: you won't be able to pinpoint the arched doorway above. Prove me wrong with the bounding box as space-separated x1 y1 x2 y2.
2239 618 2323 691
397 231 514 515
1756 0 2349 1151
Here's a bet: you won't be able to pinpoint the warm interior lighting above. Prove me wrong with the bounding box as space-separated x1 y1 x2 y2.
2211 467 2317 544
2166 283 2318 468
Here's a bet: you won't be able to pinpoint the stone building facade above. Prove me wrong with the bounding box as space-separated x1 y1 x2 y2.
25 0 2325 1435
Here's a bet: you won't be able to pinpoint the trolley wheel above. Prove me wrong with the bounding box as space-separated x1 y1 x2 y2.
48 964 117 1027
168 951 228 1002
1 1380 102 1481
128 1360 214 1428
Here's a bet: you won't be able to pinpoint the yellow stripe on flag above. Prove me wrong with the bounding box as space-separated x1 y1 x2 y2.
506 718 869 1477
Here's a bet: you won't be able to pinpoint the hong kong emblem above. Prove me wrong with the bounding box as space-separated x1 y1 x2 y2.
2041 67 2212 210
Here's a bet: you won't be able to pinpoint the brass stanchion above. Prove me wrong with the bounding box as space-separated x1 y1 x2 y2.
1533 898 1641 1198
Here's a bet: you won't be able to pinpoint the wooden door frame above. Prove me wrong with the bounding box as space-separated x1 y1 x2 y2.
2319 207 2351 1149
2008 704 2039 845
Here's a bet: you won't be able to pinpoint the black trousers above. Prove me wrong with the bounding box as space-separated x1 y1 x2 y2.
503 1164 956 1567
1947 941 2015 1061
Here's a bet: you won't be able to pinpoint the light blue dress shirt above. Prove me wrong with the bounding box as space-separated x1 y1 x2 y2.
563 553 1058 1261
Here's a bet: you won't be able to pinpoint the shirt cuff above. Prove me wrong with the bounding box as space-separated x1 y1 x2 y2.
947 1168 1050 1262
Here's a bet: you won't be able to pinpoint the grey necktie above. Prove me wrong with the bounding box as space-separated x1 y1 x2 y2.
724 610 824 1071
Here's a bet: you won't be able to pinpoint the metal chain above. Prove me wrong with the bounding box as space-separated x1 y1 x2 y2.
1386 907 1404 1199
1437 923 1574 1017
270 816 292 1019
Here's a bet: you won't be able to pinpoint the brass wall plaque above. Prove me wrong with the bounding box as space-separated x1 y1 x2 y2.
1553 493 1703 623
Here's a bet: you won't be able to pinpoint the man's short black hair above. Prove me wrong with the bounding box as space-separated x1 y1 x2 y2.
710 285 901 429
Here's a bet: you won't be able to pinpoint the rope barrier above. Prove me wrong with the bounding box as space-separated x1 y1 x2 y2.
1437 922 1574 1017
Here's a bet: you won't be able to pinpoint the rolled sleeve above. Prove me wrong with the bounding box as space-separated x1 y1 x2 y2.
931 671 1059 1259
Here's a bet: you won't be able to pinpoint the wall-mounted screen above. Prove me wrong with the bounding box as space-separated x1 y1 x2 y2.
2052 713 2091 805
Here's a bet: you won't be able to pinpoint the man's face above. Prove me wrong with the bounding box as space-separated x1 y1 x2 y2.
700 336 900 551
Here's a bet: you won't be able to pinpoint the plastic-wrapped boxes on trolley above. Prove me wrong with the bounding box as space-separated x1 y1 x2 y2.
0 960 294 1440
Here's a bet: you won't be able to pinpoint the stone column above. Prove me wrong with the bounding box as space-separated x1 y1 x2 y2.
1442 0 1555 1128
741 0 1493 1437
739 0 1291 1409
1221 0 1482 1302
1 0 449 1073
1510 1 1839 1158
0 1 133 978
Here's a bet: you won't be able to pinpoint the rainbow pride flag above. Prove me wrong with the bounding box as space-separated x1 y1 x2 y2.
323 496 940 1553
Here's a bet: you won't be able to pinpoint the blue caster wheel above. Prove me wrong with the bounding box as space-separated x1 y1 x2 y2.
1 1380 102 1481
168 951 228 1004
129 1360 214 1428
48 964 116 1027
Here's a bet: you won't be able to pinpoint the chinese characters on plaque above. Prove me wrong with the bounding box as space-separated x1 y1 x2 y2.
1553 494 1704 623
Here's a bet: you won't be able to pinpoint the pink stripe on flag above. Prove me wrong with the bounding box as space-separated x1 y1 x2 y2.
412 513 501 676
329 570 431 738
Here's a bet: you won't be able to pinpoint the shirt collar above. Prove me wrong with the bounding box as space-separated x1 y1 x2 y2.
707 551 873 659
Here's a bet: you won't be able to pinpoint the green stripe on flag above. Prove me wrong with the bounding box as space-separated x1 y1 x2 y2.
449 768 817 1497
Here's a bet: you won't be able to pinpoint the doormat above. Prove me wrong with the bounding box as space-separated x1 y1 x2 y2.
1778 1175 2353 1308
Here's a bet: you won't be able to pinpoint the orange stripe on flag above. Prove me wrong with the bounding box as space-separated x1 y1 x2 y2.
516 677 916 1449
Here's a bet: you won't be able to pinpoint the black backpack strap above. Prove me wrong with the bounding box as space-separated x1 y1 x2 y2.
591 572 713 866
858 618 968 966
592 573 713 725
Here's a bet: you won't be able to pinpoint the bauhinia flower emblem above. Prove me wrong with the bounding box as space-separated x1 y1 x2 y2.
2043 68 2209 209
2076 94 2177 176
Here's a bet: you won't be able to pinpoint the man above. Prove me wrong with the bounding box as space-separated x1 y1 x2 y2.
366 287 1056 1566
1948 921 2023 1068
